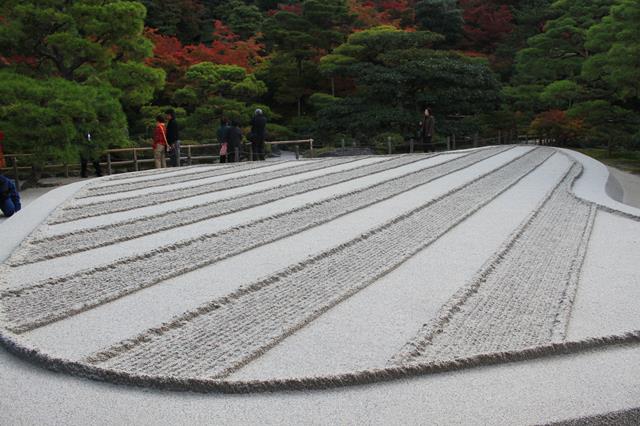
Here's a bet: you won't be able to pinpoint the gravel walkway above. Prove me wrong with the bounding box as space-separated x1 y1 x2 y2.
83 148 552 378
11 155 432 264
0 147 507 333
51 158 350 223
77 161 282 197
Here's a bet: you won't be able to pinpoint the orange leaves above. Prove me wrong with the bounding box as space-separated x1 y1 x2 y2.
145 21 263 80
530 109 584 144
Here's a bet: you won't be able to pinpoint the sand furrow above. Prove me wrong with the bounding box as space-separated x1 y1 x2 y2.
0 148 510 332
10 155 432 265
393 163 597 365
50 158 349 223
78 160 289 197
83 148 552 378
98 164 216 182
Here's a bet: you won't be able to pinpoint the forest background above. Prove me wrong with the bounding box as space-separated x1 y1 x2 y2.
0 0 638 165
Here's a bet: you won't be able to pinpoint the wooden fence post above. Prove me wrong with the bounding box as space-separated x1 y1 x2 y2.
133 148 139 171
64 162 69 178
12 157 20 191
107 152 112 175
248 144 253 161
295 145 300 159
234 147 240 163
187 145 192 166
409 138 414 153
387 136 392 155
446 136 451 151
309 139 314 158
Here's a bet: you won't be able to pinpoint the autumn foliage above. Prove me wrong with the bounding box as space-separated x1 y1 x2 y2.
145 20 263 76
460 0 513 52
530 110 584 146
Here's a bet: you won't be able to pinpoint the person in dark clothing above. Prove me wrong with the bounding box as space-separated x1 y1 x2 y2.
165 109 181 167
217 118 231 163
80 132 102 178
227 121 243 162
419 108 436 152
250 109 267 161
0 174 21 217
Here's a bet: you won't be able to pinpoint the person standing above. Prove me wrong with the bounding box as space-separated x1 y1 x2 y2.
227 121 243 163
0 174 21 217
165 109 180 167
217 118 231 163
250 108 267 161
153 115 168 168
419 108 436 152
80 132 103 178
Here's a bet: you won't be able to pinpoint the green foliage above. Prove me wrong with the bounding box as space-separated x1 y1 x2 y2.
415 0 463 46
308 93 340 112
583 0 640 101
513 0 615 85
0 71 128 163
317 28 500 141
142 0 206 43
372 132 404 154
540 80 582 108
567 100 639 147
0 0 163 163
0 0 155 81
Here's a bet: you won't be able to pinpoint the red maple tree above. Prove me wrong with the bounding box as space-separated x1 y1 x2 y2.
146 20 263 77
460 0 514 52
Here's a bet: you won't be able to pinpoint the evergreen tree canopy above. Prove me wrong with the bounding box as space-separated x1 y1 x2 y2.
0 71 128 163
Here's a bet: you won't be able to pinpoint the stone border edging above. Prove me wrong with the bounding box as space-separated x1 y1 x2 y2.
0 327 638 394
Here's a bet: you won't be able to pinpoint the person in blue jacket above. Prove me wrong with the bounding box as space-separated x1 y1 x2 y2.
0 174 21 217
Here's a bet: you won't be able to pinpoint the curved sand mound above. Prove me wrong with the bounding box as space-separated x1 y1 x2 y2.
1 146 639 393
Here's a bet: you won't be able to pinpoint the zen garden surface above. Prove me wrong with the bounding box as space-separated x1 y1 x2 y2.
1 146 639 424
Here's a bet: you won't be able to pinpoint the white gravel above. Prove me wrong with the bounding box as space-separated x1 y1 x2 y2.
1 343 639 425
231 152 572 380
1 146 638 424
567 211 640 339
3 155 453 289
19 147 527 359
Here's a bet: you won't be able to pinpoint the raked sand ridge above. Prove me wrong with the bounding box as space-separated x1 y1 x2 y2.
1 146 639 423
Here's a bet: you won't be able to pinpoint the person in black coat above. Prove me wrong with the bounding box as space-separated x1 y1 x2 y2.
250 109 267 161
217 118 231 163
227 121 243 162
79 132 102 178
419 108 436 152
0 174 21 217
165 109 181 167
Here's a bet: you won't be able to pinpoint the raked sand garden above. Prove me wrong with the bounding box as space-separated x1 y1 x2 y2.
1 145 639 424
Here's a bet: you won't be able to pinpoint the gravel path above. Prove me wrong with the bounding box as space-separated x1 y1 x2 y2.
50 158 349 223
83 148 552 378
77 161 283 198
393 164 597 365
11 155 433 265
0 147 507 333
